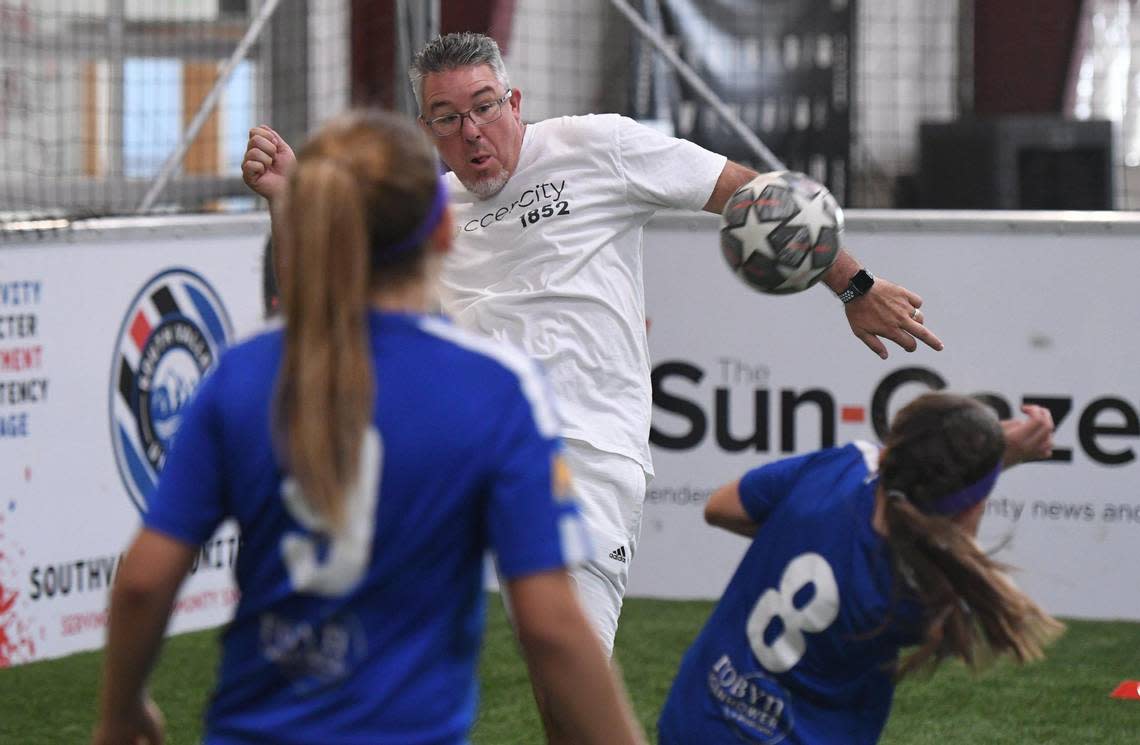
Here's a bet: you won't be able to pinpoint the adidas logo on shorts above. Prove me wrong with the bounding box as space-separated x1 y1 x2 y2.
608 545 628 563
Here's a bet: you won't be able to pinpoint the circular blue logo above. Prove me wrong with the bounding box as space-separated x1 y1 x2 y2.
110 269 232 512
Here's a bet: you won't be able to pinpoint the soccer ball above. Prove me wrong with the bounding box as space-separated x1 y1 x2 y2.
720 171 843 294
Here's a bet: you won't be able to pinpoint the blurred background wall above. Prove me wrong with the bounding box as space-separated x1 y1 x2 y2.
1 0 1135 218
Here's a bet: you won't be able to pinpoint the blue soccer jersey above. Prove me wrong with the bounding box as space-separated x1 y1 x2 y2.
143 311 590 745
659 443 922 745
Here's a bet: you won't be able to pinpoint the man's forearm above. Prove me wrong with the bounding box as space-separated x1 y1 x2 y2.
820 249 861 295
269 197 288 286
702 160 760 214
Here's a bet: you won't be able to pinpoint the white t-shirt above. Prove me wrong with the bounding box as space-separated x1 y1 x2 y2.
440 114 727 475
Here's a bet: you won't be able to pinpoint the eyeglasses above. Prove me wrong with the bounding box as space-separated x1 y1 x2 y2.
422 89 512 137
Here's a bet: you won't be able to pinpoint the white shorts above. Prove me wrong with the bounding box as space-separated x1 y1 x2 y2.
559 437 647 655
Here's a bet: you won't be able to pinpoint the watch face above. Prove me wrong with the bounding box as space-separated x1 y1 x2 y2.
851 270 874 294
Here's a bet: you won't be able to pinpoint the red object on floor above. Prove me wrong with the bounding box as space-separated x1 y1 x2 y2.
1109 681 1140 700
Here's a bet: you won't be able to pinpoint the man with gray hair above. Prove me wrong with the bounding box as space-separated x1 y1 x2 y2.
243 30 942 661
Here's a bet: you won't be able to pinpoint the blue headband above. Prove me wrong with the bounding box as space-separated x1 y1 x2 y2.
380 176 449 256
927 461 1003 516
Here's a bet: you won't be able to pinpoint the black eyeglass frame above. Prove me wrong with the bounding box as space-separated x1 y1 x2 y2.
421 89 513 138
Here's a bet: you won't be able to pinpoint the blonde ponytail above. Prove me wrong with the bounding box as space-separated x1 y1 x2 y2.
272 111 441 530
276 159 373 529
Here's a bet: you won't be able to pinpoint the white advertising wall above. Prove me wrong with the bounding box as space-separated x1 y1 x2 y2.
2 209 1138 667
634 210 1140 623
0 216 268 666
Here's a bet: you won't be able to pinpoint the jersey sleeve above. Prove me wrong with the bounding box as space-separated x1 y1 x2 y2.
615 115 728 211
142 362 228 546
737 451 816 523
486 362 592 581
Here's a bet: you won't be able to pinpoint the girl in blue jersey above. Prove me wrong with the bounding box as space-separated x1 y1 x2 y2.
659 393 1062 745
91 111 646 745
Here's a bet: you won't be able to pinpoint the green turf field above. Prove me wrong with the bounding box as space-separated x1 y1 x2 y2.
2 597 1137 743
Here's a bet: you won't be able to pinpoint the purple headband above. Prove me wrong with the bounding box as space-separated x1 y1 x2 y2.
927 460 1003 516
381 176 449 256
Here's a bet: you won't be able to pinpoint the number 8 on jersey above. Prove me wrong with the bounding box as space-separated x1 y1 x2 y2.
746 552 840 673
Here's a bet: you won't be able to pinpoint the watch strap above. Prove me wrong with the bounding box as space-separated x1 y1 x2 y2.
839 269 874 304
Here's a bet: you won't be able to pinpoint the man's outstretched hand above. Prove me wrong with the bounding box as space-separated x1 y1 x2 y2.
844 278 944 359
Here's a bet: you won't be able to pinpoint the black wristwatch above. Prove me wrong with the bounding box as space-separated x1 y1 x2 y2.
838 269 875 304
